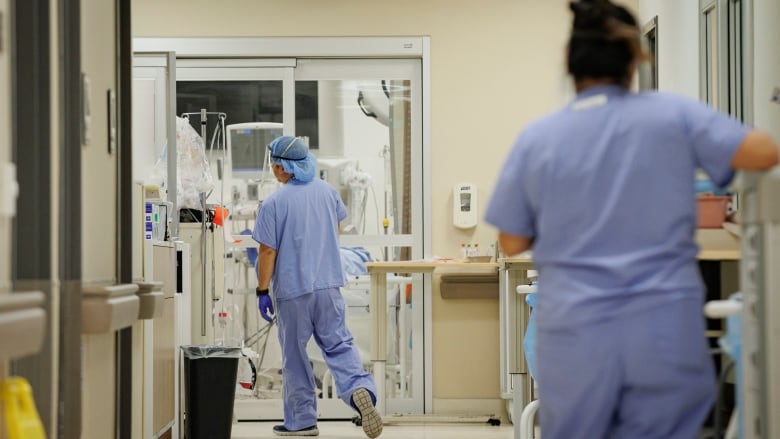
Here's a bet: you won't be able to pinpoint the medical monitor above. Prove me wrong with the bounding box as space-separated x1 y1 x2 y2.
317 158 356 193
227 122 284 180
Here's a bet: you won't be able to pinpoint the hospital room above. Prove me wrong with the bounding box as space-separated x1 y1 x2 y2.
1 0 779 438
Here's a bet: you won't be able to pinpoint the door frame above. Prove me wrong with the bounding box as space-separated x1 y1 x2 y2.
10 0 59 435
134 36 434 413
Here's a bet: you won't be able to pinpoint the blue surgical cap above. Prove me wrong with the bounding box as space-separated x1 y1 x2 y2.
268 136 316 183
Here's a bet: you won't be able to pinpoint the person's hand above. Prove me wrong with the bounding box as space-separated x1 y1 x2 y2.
257 292 274 323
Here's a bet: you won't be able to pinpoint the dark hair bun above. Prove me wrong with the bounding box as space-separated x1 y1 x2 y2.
567 0 646 84
569 0 616 32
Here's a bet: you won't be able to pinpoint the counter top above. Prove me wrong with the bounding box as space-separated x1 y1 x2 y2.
365 261 498 274
696 228 741 260
365 233 738 276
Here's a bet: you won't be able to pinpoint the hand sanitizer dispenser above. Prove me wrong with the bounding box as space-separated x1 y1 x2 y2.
453 183 477 229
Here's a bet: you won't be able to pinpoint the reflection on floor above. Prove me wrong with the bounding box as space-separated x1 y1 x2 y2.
231 421 516 439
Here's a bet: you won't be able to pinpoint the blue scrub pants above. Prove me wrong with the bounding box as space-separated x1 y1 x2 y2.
535 298 715 439
276 287 377 430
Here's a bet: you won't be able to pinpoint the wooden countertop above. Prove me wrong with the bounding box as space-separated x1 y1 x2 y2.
696 227 741 260
365 261 498 274
366 226 740 273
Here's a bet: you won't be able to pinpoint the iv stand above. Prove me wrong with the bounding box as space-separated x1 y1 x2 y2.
181 109 227 338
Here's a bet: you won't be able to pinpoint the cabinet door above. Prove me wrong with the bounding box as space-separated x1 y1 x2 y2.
152 245 177 434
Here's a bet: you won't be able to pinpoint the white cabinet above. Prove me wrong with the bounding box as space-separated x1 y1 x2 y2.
179 223 225 345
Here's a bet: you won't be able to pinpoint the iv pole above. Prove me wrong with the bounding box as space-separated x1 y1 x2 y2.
181 109 226 338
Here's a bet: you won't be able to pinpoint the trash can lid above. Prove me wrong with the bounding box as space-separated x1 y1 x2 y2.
181 345 241 359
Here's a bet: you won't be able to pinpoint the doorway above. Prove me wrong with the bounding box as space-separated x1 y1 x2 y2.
134 37 430 419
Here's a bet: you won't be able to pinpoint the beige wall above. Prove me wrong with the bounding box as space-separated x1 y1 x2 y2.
132 0 637 257
132 0 637 410
132 0 575 257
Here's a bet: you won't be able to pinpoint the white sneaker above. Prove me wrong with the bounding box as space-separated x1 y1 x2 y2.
352 388 383 438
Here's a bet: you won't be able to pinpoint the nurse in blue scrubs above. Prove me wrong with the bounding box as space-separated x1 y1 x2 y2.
253 136 383 438
485 1 778 438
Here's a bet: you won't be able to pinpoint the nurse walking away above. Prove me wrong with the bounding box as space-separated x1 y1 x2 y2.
485 1 779 438
252 136 383 438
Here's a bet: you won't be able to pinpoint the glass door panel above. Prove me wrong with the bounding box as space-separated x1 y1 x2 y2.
175 58 424 418
175 65 297 421
175 66 293 210
294 58 424 414
177 80 285 136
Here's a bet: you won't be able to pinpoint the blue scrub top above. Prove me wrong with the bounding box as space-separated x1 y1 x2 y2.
485 85 749 330
253 178 348 301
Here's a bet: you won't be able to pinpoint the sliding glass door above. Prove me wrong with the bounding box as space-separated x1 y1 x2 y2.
175 56 424 419
294 59 424 415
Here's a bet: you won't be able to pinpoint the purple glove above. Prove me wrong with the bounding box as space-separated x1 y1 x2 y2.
257 292 274 323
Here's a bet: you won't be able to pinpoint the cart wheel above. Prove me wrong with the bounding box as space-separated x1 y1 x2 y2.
488 417 501 426
352 415 362 426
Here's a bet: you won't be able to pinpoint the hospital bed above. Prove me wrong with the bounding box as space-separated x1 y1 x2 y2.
217 238 412 411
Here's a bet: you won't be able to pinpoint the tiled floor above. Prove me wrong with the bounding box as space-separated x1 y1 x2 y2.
231 421 515 439
230 420 719 438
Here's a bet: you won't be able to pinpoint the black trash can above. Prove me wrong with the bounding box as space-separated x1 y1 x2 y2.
182 345 241 439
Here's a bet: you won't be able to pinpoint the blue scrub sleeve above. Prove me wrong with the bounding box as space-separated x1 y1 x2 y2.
682 97 750 187
484 133 537 238
252 199 278 250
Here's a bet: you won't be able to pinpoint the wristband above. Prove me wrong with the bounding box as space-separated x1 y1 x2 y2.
256 287 269 297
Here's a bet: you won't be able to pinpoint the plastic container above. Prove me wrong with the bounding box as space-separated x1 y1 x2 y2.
697 195 730 228
695 178 729 196
182 345 241 439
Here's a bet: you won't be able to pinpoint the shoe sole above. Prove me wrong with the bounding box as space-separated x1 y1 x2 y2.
273 427 319 436
353 388 383 438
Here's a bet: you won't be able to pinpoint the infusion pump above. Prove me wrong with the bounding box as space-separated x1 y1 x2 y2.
453 183 478 229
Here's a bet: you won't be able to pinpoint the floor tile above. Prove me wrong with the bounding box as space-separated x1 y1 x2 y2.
231 420 516 439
